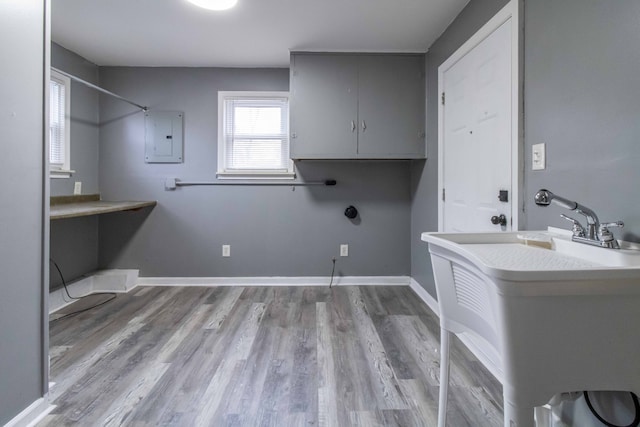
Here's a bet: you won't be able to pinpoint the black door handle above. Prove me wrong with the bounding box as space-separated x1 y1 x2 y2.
491 214 507 226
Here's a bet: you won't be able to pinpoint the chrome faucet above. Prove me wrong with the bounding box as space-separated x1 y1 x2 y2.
534 189 624 249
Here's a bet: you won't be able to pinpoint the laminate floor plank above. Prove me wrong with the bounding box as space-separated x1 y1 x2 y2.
317 301 344 427
398 379 439 426
48 286 170 370
349 410 385 426
203 287 244 330
152 303 257 424
384 315 441 386
193 302 267 426
43 285 504 427
345 287 408 410
221 302 289 424
329 289 379 413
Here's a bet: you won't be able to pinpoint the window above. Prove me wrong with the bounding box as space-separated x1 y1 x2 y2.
217 91 293 179
49 70 71 177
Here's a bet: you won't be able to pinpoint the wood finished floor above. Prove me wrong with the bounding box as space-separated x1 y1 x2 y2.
42 286 503 426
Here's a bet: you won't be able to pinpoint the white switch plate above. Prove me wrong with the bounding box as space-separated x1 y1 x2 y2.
532 143 546 170
340 244 349 257
73 181 82 195
222 245 231 257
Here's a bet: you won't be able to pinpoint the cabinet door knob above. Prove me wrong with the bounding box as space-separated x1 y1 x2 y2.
362 120 367 132
351 120 356 132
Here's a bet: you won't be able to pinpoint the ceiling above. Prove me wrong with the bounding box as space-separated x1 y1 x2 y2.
52 0 470 68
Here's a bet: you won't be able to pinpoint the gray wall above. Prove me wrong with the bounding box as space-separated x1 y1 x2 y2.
50 216 99 290
411 0 640 299
50 44 100 290
98 67 411 277
50 43 100 196
0 0 47 423
524 0 640 239
410 0 509 297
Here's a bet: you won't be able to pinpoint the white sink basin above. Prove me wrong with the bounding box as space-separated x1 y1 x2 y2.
424 228 640 295
422 228 640 427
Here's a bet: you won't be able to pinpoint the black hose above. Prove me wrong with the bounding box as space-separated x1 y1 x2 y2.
583 391 640 427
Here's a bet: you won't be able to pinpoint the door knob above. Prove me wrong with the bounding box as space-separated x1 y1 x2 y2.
491 214 507 226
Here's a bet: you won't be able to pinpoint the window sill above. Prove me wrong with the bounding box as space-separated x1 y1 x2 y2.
216 172 296 180
50 169 75 179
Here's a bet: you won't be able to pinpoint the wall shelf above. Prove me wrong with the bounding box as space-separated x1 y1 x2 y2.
50 194 156 220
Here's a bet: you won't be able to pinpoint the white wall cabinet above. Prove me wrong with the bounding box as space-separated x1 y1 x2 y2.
290 53 425 159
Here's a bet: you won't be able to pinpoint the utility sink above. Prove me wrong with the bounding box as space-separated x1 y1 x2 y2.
422 227 640 427
424 228 640 295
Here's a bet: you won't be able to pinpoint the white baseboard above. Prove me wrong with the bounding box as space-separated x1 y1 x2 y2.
408 278 503 383
4 396 54 427
137 276 411 287
49 269 139 314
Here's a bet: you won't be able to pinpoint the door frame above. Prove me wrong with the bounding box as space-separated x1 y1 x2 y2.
437 0 523 232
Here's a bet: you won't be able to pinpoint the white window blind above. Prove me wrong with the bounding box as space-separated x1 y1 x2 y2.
49 70 71 176
50 78 66 166
218 92 293 178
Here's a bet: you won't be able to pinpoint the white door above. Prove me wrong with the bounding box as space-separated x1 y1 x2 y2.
439 12 517 233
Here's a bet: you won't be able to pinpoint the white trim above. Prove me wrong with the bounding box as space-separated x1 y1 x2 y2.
137 276 411 287
409 278 503 383
424 54 428 158
216 171 295 180
49 69 71 178
49 269 139 313
49 169 75 179
3 396 54 427
437 0 522 232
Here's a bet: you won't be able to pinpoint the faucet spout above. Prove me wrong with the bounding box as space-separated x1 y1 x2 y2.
534 189 600 238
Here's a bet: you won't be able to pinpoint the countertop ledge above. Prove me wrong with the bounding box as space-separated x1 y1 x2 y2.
50 194 156 220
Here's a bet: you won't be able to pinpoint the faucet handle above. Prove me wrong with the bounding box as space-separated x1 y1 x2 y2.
601 221 624 229
560 214 586 237
597 221 623 247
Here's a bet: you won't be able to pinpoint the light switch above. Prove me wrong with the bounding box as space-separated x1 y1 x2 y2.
532 143 546 170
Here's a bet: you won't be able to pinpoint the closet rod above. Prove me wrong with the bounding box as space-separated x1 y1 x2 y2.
51 67 149 112
166 178 336 190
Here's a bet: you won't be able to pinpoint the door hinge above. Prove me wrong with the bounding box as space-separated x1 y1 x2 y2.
442 188 445 202
441 92 445 106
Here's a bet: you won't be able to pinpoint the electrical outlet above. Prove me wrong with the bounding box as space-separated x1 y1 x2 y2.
532 143 546 170
73 181 82 195
340 244 349 257
222 244 231 257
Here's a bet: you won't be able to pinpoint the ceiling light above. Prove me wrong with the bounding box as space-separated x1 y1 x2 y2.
186 0 237 11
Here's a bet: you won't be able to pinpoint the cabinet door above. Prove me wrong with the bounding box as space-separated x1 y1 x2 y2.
357 55 425 158
290 54 358 159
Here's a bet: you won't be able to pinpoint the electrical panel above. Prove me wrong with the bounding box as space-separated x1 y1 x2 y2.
144 111 184 163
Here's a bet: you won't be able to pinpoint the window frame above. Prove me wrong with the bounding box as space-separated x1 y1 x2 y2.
49 69 72 178
217 91 294 180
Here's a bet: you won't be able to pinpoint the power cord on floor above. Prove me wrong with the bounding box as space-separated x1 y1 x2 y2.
328 257 336 288
583 391 640 427
49 259 117 322
51 259 80 301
